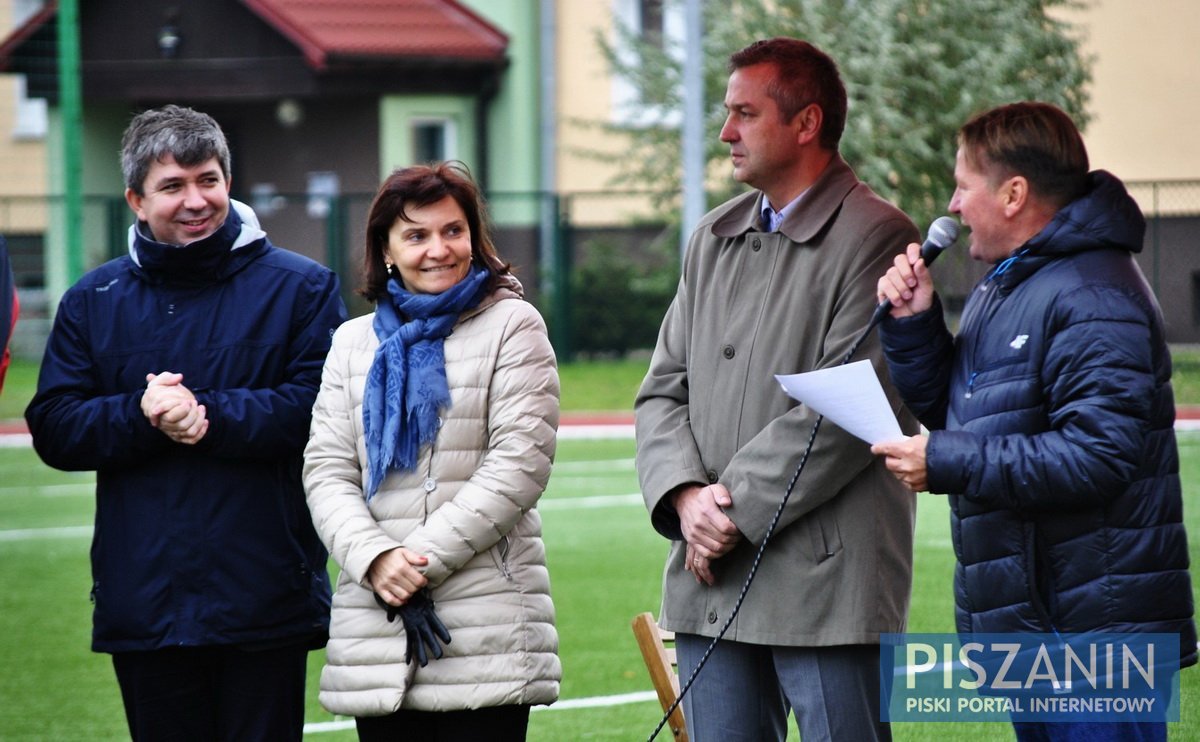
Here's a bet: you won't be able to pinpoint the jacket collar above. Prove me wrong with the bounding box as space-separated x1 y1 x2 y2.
988 170 1145 293
711 155 860 243
461 272 524 323
129 200 268 285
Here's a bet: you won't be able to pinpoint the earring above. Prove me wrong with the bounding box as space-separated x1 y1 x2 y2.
385 263 397 277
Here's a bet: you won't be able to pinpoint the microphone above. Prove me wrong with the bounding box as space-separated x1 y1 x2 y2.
868 216 960 328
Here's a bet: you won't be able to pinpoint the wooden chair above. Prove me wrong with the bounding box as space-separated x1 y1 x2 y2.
631 612 688 741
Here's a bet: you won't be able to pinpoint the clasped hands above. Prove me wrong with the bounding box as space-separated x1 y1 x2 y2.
368 547 451 666
673 483 741 586
140 372 208 444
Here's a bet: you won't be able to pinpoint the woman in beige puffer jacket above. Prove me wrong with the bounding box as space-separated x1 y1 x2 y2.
303 163 560 740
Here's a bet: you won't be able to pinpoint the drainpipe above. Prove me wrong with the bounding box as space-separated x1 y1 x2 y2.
538 0 568 356
475 69 500 192
680 0 704 263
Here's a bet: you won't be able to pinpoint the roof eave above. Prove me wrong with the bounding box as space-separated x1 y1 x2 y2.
0 2 59 72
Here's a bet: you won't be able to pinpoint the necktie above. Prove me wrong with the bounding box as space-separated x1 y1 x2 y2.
761 208 777 233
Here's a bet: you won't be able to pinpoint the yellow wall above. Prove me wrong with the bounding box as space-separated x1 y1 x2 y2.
0 0 49 232
555 1 659 225
1063 0 1200 182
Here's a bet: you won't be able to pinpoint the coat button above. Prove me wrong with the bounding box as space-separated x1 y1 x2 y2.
706 470 718 484
423 477 437 493
707 610 718 624
752 238 761 251
722 345 735 359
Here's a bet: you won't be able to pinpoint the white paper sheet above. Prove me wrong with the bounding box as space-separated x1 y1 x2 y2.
774 360 903 444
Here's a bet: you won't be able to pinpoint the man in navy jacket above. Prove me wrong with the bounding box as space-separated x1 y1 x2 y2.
26 105 347 740
872 102 1194 741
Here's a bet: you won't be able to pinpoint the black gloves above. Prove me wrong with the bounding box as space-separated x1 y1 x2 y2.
374 589 452 667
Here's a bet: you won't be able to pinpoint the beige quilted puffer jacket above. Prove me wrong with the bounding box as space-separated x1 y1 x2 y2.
303 281 560 717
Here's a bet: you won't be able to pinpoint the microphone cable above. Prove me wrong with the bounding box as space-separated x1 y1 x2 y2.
644 217 957 741
645 320 879 742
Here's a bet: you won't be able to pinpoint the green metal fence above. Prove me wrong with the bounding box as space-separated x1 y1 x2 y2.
0 181 1197 360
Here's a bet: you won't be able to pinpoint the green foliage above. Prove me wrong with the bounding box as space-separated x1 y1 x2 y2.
598 0 1094 228
569 238 678 357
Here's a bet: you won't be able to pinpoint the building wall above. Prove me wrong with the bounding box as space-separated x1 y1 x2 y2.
0 0 48 232
1060 0 1200 185
555 1 660 226
460 0 542 225
553 0 1200 215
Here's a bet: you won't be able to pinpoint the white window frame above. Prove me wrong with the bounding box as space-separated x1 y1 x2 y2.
11 74 46 140
609 0 684 128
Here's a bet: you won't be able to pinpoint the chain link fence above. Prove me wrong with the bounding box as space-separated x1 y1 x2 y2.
0 182 1197 360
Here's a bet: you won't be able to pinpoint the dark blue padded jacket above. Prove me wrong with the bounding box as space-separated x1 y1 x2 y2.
880 172 1196 667
26 203 347 652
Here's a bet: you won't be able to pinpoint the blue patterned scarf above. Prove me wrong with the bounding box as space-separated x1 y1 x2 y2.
363 266 490 500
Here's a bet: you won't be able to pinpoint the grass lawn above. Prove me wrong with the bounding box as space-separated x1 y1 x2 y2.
1 351 1199 739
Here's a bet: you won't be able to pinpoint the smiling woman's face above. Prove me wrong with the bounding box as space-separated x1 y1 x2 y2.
385 196 473 294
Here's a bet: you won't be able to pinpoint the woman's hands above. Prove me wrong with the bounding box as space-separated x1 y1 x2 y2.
367 546 430 606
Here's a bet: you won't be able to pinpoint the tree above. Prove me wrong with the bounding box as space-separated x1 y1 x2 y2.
600 0 1093 229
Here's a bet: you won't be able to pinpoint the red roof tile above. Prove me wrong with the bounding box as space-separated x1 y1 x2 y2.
240 0 508 69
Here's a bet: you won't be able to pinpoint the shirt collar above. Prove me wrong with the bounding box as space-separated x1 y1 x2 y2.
760 190 807 233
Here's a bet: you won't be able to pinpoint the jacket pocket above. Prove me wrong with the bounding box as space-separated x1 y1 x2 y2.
806 505 843 563
491 535 514 581
1021 521 1058 632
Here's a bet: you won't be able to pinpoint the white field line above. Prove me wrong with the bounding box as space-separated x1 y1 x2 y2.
539 493 643 510
0 433 31 447
302 691 659 734
0 483 94 497
0 491 644 542
557 425 635 439
0 524 91 541
551 458 636 473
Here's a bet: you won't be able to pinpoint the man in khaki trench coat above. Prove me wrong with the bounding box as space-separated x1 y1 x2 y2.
635 37 920 741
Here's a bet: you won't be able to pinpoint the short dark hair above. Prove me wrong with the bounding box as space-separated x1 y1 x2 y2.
958 102 1090 210
729 37 847 150
120 105 231 195
359 162 510 302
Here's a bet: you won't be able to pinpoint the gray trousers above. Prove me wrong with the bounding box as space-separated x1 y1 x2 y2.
675 634 889 742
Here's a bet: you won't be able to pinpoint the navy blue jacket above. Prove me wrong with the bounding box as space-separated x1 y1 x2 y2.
26 204 348 652
881 172 1196 666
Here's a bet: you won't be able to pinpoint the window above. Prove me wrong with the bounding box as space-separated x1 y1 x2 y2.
609 0 684 128
12 74 46 140
9 1 47 139
411 118 456 164
640 0 665 50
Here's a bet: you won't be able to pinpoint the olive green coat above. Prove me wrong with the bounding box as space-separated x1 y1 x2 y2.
635 156 921 646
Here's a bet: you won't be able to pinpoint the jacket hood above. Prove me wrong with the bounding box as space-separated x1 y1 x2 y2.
990 171 1146 292
1027 170 1146 257
129 199 268 285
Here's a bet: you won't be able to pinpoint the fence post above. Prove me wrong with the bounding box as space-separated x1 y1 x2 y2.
106 196 126 261
58 0 83 285
1151 183 1160 296
326 193 354 311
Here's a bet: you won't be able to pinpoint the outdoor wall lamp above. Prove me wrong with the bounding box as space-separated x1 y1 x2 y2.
157 23 181 58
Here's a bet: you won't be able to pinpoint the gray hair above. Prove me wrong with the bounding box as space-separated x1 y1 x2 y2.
120 105 231 195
